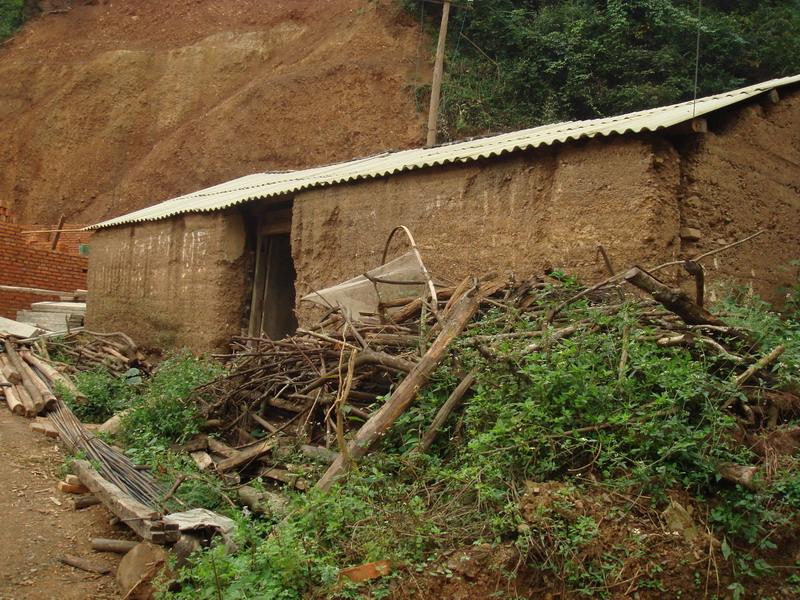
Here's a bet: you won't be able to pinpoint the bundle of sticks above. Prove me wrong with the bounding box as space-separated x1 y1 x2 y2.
36 330 146 375
195 258 790 493
198 303 437 450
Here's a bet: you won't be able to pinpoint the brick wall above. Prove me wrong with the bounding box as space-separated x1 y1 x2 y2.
0 221 89 320
24 224 93 255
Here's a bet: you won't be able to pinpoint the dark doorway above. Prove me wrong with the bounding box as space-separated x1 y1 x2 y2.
248 210 298 339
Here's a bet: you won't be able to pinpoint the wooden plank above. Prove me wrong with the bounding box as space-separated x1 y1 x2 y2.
71 460 169 542
248 234 267 337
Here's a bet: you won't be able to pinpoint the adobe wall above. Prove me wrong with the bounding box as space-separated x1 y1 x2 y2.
291 135 683 322
0 222 88 320
85 210 249 350
676 90 800 303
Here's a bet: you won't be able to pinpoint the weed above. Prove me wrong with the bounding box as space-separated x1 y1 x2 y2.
159 289 799 598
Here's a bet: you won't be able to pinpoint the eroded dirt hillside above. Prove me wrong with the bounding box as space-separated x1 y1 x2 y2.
0 0 428 225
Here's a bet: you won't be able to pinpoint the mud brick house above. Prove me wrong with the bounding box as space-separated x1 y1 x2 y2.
85 75 800 351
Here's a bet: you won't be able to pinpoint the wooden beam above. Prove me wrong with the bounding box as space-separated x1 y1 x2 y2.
72 460 179 543
316 285 483 491
668 117 707 135
50 214 66 251
0 284 76 297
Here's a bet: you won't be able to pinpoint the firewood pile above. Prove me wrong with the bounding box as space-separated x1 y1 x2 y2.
0 331 148 417
193 261 789 492
37 330 148 375
196 280 485 449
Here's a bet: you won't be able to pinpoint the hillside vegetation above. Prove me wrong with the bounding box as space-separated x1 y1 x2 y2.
408 0 800 136
63 274 800 599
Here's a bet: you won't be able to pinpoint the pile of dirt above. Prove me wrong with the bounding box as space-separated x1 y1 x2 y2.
0 0 429 226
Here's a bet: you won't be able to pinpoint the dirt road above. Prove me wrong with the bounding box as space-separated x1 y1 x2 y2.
0 408 123 599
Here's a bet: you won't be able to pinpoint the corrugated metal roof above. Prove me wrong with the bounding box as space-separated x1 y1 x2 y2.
89 74 800 230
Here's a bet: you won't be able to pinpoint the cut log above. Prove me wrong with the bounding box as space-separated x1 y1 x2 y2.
91 538 139 554
74 495 101 510
316 286 484 491
623 267 723 325
0 369 25 416
417 370 477 453
59 554 111 575
216 438 277 473
19 358 57 410
4 342 48 412
13 383 37 417
20 350 83 399
0 353 22 385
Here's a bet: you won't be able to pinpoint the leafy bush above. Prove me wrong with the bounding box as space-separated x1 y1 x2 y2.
405 0 800 136
0 0 26 40
119 351 223 463
60 368 140 423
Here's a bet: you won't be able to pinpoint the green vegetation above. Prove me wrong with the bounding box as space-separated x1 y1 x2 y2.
161 283 800 599
65 352 230 510
0 0 26 41
60 368 141 423
405 0 800 136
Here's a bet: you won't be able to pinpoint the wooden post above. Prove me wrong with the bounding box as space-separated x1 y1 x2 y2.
426 0 451 147
50 214 66 251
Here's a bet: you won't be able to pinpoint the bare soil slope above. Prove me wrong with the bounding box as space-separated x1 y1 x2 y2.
0 0 428 225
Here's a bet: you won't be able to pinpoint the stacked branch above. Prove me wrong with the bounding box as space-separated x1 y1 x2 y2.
195 264 790 491
37 330 146 375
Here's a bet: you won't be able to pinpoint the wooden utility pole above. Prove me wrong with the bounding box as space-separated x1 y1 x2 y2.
426 0 451 147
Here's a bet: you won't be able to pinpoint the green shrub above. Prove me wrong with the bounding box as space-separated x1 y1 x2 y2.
0 0 26 40
405 0 800 136
119 351 223 464
61 368 140 423
164 288 800 598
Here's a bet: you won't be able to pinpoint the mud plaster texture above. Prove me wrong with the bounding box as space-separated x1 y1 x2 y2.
291 136 682 322
85 210 249 350
676 91 800 304
85 92 800 351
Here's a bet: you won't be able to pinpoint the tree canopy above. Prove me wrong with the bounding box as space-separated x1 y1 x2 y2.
408 0 800 137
